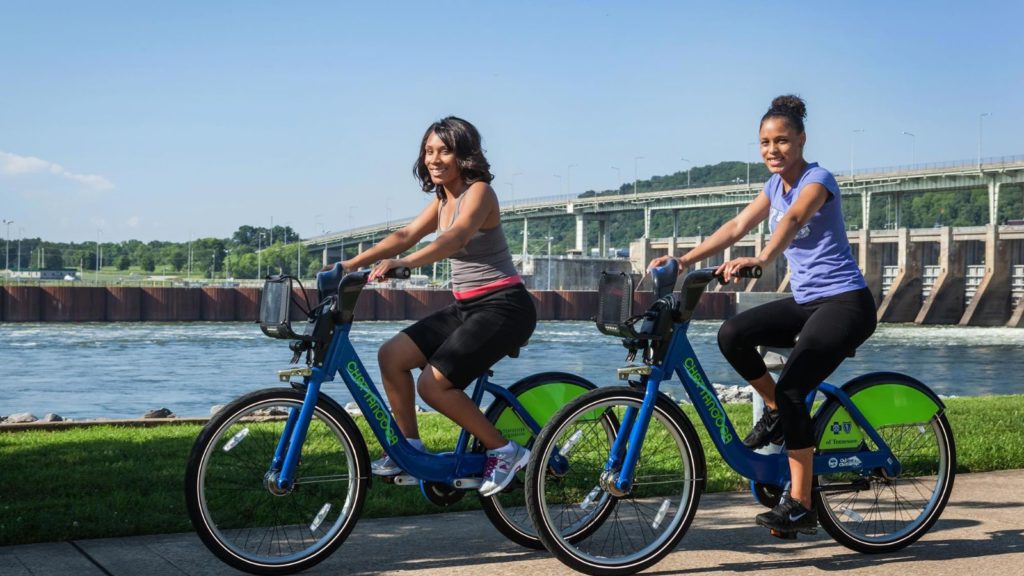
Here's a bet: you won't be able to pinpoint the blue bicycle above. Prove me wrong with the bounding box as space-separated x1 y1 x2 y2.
184 265 611 574
524 260 956 576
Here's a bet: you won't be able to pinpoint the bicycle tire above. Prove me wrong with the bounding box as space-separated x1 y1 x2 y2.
526 387 705 576
476 371 613 550
813 372 956 553
184 388 369 575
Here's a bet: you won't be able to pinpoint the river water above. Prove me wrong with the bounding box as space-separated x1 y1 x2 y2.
1 321 1022 420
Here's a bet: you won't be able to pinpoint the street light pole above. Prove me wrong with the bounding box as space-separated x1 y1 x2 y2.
1 219 12 272
95 229 102 282
546 236 553 291
257 233 264 279
17 227 23 275
633 156 645 198
850 129 865 179
680 157 691 187
901 131 916 165
978 112 991 170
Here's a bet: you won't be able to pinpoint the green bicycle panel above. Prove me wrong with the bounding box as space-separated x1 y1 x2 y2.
494 382 592 446
818 383 942 451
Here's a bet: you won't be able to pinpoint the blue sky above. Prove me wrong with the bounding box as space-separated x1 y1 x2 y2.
2 1 1022 243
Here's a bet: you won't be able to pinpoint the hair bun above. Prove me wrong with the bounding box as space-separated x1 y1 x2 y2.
770 95 807 119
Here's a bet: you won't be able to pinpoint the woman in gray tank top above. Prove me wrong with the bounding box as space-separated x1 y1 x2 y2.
325 117 536 497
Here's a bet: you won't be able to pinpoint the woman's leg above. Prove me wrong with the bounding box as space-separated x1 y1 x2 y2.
377 333 428 440
718 297 810 392
774 288 877 508
417 366 507 449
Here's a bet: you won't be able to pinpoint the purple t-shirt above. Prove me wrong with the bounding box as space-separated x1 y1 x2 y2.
764 163 866 304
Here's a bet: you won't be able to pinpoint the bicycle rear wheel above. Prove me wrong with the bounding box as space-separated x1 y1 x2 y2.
814 373 956 553
477 372 612 549
185 388 369 575
526 387 705 576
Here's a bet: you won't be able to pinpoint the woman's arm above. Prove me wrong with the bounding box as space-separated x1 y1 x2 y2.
340 197 439 270
369 182 496 279
717 183 829 281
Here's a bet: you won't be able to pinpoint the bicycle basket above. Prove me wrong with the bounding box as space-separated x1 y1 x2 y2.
259 275 304 339
595 271 638 338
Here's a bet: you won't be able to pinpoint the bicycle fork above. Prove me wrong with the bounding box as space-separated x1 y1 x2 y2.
268 376 326 492
602 372 664 496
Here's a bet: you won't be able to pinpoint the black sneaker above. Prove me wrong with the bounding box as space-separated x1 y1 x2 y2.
755 495 817 534
743 408 785 449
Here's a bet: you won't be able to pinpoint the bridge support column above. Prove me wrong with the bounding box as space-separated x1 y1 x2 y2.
960 225 1012 326
916 227 966 324
668 211 679 259
989 179 1001 225
575 215 588 255
521 218 529 258
358 241 372 253
322 247 329 267
877 228 922 322
598 219 609 258
857 229 884 304
860 190 871 232
643 208 652 238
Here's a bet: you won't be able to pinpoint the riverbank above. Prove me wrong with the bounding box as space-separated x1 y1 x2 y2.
1 395 1021 546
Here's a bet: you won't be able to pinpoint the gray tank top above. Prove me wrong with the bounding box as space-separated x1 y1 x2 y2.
438 193 519 294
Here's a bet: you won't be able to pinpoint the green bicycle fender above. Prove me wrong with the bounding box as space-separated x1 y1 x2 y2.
493 382 593 446
818 383 942 451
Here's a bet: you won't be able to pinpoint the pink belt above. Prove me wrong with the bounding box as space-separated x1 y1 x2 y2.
452 275 523 301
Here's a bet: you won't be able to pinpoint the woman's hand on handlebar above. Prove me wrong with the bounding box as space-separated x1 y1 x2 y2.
648 255 683 270
715 256 764 283
369 258 409 282
321 260 354 273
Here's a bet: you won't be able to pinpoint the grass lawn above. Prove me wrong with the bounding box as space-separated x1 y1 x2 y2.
0 394 1020 545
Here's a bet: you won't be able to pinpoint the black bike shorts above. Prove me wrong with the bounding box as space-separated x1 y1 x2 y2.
402 284 537 389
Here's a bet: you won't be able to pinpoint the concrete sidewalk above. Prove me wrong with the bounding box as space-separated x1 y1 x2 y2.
3 469 1022 575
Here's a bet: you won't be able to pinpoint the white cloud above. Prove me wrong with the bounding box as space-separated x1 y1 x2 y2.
127 216 140 228
0 150 114 190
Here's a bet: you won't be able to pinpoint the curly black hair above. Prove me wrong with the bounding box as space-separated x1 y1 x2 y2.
761 94 807 133
413 116 494 199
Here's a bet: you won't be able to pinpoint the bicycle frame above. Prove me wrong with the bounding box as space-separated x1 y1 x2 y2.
607 314 900 495
270 321 544 490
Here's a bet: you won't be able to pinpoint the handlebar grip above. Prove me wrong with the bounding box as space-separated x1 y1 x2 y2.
714 265 763 284
385 267 411 280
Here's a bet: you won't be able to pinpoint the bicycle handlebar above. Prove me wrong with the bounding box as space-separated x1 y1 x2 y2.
317 264 413 298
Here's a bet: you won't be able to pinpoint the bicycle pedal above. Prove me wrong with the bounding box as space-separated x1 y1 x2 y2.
769 528 798 540
382 474 419 486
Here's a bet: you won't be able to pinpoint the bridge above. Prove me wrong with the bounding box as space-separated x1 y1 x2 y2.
304 156 1024 327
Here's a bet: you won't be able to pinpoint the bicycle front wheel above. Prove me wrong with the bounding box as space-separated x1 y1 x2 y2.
526 387 705 576
184 388 369 575
477 372 608 550
814 373 956 553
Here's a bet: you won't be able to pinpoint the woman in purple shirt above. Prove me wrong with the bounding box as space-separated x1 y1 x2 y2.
650 95 876 535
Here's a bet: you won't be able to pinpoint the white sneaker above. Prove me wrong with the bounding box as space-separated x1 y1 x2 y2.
479 442 530 497
371 454 402 476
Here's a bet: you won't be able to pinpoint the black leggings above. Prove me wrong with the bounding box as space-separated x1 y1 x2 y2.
717 288 877 450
